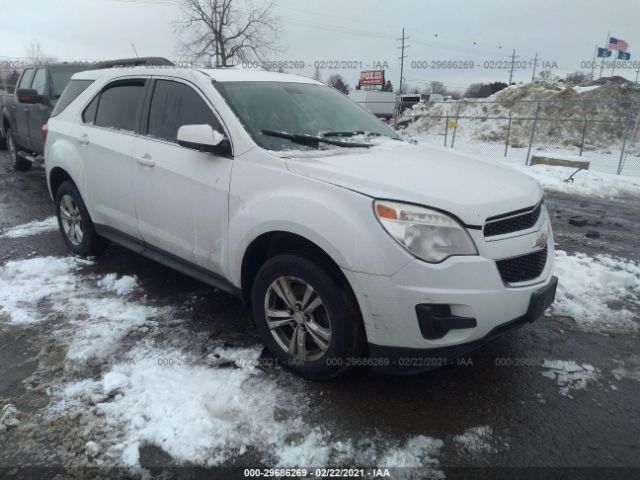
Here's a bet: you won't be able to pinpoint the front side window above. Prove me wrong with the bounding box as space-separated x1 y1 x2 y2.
94 80 146 132
213 81 400 151
147 80 223 143
31 68 47 95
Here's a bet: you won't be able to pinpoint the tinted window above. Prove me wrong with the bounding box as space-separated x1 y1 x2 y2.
18 69 35 90
147 80 222 143
83 95 99 124
95 80 145 132
51 80 94 117
31 68 47 95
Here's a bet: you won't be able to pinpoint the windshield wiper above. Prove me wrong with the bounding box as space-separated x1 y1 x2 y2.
261 129 372 148
321 130 381 138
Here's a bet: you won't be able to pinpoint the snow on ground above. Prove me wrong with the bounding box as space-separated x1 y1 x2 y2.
453 426 498 456
541 360 600 398
0 216 58 238
407 135 640 198
553 250 640 334
0 254 447 473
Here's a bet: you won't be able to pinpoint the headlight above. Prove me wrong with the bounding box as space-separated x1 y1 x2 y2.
374 200 478 263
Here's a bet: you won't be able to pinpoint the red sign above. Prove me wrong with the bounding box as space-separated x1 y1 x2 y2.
360 70 385 86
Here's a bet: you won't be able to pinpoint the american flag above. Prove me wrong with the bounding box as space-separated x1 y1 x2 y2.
608 37 629 52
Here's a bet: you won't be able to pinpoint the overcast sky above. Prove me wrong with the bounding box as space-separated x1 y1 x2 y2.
2 0 640 92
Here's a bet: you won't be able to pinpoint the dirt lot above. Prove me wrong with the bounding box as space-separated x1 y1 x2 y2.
0 151 639 479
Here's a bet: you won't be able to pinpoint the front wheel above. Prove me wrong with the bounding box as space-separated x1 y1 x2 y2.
252 254 365 379
55 181 108 257
6 129 31 171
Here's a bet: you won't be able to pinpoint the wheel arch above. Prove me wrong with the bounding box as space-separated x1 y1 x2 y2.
240 230 357 309
48 167 76 199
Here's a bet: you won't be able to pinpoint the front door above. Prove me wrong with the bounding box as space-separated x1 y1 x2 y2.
133 79 232 273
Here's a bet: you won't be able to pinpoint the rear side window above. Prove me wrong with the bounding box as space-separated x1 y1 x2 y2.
94 80 146 132
31 68 47 95
147 80 222 143
51 80 94 117
18 69 35 90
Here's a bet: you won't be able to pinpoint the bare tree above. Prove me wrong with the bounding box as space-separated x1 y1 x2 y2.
538 70 554 81
175 0 280 67
25 40 57 65
326 74 350 94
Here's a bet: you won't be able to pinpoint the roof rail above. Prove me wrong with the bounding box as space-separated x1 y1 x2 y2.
92 57 175 69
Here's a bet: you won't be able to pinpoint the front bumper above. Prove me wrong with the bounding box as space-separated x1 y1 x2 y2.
368 276 557 374
341 222 556 372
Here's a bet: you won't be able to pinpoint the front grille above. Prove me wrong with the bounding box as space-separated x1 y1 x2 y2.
484 203 542 238
496 247 548 284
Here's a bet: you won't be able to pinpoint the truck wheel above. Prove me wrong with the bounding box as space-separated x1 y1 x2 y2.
0 129 6 150
55 181 109 257
252 253 365 380
6 129 31 171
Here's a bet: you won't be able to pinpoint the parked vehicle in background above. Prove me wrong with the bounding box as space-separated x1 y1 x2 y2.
399 93 423 113
348 90 397 119
45 66 557 379
1 57 173 171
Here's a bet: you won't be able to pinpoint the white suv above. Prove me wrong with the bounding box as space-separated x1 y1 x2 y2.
45 67 557 378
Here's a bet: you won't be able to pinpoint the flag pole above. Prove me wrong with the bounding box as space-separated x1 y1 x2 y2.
590 44 597 80
599 31 610 78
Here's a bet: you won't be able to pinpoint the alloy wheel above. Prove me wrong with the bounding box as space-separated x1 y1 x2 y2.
264 276 332 362
59 194 84 245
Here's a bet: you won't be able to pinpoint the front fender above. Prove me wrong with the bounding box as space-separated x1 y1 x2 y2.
226 157 411 286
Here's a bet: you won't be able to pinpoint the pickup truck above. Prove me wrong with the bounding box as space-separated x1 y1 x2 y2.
1 57 174 171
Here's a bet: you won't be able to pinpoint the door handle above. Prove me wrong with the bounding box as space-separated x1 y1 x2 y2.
24 107 29 113
136 153 155 167
77 134 90 146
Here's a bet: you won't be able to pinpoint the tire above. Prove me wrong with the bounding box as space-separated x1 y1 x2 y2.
55 181 109 257
0 128 6 150
6 129 32 171
252 253 365 380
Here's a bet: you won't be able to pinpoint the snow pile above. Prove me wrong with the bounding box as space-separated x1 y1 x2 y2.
98 274 139 295
512 164 640 199
402 77 640 152
0 217 58 239
612 356 640 383
541 360 599 398
453 426 497 456
553 250 640 333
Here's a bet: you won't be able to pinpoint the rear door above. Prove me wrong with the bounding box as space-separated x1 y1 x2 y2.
14 68 35 147
81 78 147 238
133 78 232 272
27 67 51 154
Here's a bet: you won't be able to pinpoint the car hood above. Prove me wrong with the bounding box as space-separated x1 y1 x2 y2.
283 143 543 226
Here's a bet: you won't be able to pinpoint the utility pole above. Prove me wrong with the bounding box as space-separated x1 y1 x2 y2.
508 49 518 84
395 28 409 127
397 28 409 94
531 53 538 82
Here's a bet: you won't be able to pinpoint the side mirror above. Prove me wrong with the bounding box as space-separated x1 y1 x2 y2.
177 124 230 155
17 89 47 105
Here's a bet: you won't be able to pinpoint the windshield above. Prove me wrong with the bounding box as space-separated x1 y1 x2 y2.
213 81 401 151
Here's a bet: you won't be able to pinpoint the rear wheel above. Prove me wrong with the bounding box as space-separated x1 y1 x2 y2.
55 181 108 257
6 129 31 171
252 254 365 379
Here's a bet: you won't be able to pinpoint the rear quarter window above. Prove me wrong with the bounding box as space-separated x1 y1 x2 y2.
50 80 94 117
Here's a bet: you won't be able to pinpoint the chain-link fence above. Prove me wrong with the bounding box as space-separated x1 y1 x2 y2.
399 99 640 178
